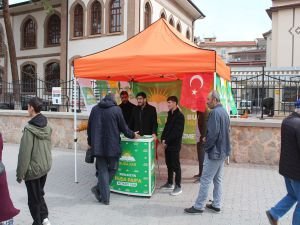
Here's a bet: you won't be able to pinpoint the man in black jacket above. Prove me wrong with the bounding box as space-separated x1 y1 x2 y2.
87 94 139 205
266 99 300 225
160 96 185 196
129 92 158 139
119 91 136 125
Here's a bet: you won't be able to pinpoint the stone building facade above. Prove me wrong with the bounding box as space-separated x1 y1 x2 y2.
0 0 204 92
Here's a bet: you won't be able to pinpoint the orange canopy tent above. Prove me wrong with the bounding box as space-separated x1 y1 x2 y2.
74 19 230 82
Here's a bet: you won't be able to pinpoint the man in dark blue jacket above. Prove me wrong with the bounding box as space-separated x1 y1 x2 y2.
266 100 300 225
87 94 139 205
185 90 230 214
160 96 185 196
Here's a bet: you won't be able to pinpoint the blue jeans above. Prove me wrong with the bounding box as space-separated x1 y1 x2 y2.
194 153 225 209
269 176 300 225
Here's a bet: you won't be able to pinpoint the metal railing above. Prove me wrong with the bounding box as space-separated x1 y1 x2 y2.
0 78 77 112
231 68 300 118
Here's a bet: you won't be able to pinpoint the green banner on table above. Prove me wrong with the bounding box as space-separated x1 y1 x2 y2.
110 138 155 196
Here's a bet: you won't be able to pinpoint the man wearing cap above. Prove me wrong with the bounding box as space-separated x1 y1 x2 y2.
266 99 300 225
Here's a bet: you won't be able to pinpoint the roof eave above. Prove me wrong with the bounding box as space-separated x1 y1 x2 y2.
187 0 205 19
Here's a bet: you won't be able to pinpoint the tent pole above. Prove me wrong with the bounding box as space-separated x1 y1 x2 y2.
73 71 78 183
214 72 217 90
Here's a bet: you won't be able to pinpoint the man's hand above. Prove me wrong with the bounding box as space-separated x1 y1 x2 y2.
134 131 140 139
17 178 22 183
162 140 167 149
152 134 157 141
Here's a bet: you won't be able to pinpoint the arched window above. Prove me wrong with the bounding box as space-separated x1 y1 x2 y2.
144 2 151 29
21 64 36 93
109 0 121 33
91 1 102 34
169 17 174 27
45 62 60 92
23 18 36 48
74 4 83 37
160 12 166 19
0 68 3 95
47 14 61 45
186 29 191 40
176 23 181 33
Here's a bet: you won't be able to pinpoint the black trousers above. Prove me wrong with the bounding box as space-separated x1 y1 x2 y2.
25 174 48 225
165 149 181 187
95 157 119 203
197 142 205 177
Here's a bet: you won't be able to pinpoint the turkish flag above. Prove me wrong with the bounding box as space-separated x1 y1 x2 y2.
180 73 214 112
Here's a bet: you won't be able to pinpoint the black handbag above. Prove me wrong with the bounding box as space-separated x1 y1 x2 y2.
0 161 5 176
85 147 94 164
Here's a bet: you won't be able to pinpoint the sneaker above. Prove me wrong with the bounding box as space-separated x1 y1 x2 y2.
91 186 102 202
170 185 182 196
206 203 221 213
160 183 174 190
42 218 51 225
184 206 203 214
266 210 278 225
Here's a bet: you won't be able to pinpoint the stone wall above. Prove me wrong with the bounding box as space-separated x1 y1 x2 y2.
0 111 282 165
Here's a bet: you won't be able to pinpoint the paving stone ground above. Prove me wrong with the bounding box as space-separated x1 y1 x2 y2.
3 143 293 225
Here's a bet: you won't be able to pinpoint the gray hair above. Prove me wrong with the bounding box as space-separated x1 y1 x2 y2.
209 90 220 102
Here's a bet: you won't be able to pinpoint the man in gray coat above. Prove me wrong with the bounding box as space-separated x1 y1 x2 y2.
87 93 139 205
184 90 230 214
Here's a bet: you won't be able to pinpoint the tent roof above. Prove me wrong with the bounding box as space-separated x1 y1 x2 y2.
74 19 230 82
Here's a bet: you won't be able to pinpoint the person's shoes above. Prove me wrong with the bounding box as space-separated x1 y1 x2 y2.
101 200 110 205
206 203 221 213
160 183 174 190
91 186 102 202
184 206 204 214
42 218 51 225
266 210 278 225
193 174 200 178
170 185 182 196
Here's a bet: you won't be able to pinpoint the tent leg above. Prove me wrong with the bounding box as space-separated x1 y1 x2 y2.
73 76 78 184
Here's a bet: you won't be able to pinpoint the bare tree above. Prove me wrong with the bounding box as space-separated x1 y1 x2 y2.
0 0 53 108
1 0 20 106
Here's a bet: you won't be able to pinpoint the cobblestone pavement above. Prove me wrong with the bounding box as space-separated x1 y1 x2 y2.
3 143 293 225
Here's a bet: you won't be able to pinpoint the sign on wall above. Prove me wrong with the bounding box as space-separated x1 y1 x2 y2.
52 87 62 105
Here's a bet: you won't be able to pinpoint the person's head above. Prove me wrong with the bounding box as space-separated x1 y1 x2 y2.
136 92 147 107
27 97 43 117
295 99 300 114
120 91 129 104
206 90 221 109
167 96 178 111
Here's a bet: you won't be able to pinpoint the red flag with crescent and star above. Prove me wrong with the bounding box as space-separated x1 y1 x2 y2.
180 73 214 112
